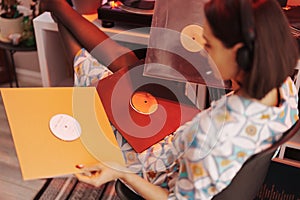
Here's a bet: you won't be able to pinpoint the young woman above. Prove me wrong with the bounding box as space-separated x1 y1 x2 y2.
40 0 299 199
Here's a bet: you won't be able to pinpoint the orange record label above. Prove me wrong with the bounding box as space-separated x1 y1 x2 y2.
130 91 158 115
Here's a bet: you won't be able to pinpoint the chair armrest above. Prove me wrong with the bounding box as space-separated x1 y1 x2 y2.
115 179 145 200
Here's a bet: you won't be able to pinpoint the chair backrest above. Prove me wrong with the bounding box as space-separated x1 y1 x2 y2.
212 120 300 200
114 121 300 200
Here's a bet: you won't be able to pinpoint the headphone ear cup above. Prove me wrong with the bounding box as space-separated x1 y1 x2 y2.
237 46 251 71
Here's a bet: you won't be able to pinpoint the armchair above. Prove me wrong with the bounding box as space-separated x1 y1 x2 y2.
115 120 300 200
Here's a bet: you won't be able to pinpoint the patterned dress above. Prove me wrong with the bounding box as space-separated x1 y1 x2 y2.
74 49 299 200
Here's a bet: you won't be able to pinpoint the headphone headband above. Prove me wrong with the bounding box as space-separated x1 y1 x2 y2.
237 0 256 71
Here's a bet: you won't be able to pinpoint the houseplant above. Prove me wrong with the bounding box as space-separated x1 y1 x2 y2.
0 0 24 42
1 0 21 18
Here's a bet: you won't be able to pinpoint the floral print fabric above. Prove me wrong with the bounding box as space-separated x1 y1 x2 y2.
74 49 299 200
74 49 112 86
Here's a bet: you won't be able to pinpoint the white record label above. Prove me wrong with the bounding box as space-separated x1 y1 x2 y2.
49 114 81 141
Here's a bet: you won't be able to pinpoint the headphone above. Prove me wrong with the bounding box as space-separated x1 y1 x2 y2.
236 0 256 71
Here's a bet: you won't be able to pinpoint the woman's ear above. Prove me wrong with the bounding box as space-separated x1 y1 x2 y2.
233 42 244 53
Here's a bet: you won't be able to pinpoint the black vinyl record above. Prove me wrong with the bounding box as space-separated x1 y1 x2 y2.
122 0 155 10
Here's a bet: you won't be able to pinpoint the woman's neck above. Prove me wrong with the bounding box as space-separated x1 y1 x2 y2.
258 88 280 107
232 79 279 107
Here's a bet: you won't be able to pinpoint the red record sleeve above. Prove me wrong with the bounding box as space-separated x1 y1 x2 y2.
96 62 200 152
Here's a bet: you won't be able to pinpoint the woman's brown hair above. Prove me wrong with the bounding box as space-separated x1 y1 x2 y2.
205 0 299 99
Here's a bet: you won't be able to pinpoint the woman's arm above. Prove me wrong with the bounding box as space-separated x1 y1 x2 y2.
55 18 81 76
75 163 169 200
40 0 139 72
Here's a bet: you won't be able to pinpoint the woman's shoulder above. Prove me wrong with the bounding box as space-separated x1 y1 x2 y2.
280 76 298 99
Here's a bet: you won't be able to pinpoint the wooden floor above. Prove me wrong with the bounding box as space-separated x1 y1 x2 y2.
0 81 46 200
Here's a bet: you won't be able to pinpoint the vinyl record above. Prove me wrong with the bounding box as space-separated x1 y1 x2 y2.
122 0 155 10
119 4 154 15
143 0 227 86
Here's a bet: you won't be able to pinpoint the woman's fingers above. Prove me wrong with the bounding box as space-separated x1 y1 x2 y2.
76 163 103 172
75 164 100 177
75 172 104 187
74 163 106 186
75 163 121 187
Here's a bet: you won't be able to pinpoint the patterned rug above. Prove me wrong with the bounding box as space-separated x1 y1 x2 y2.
34 177 120 200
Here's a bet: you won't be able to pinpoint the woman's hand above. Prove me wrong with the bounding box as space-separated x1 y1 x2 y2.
75 163 122 187
75 163 169 200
